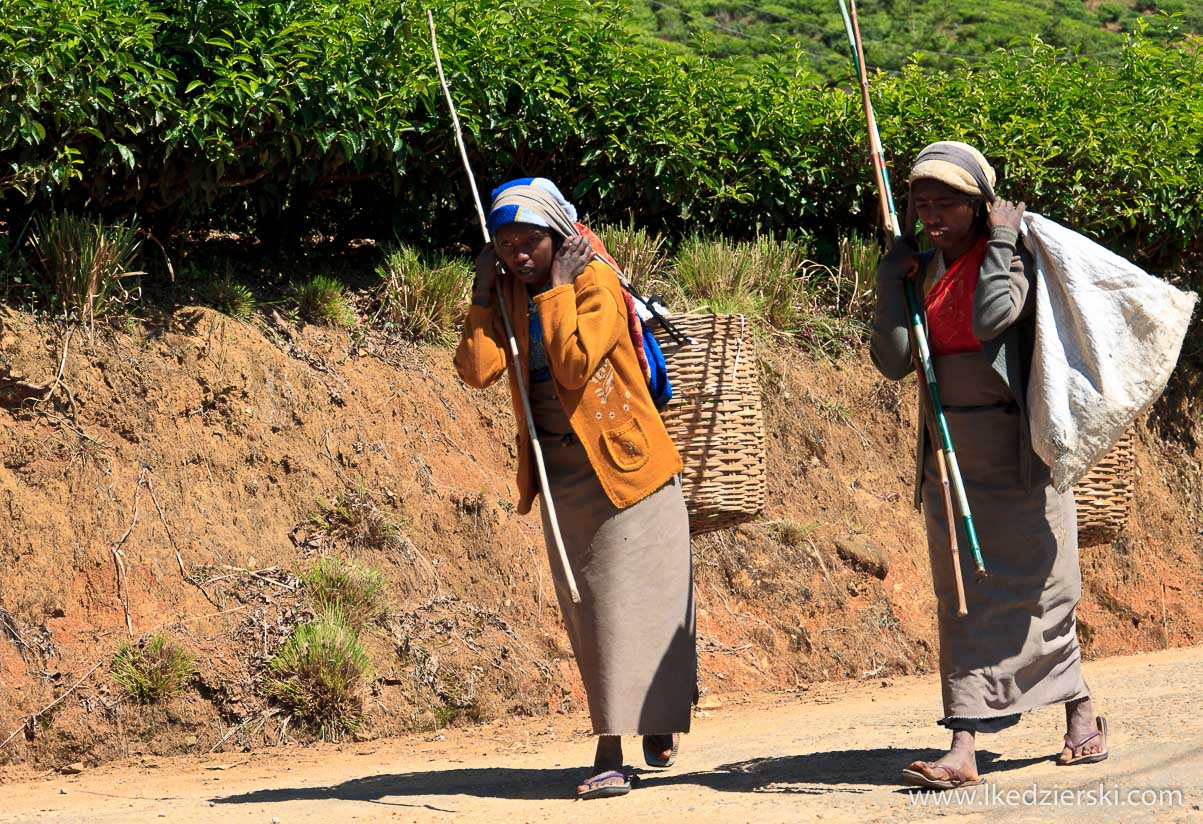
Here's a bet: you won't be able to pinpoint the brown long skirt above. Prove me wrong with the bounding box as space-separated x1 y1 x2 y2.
537 432 696 736
923 356 1089 730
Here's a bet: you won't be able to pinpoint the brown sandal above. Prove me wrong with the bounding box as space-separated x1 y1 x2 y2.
1058 716 1109 766
900 761 985 790
643 733 680 768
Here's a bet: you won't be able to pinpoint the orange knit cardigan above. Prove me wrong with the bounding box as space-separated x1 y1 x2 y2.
454 259 683 515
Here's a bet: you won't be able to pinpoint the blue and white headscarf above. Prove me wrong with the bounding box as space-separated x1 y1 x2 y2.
485 178 582 384
485 177 579 238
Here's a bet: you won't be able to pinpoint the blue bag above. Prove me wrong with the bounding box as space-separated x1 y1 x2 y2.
640 318 672 410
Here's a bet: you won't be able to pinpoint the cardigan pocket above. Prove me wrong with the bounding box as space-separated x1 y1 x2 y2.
600 417 650 472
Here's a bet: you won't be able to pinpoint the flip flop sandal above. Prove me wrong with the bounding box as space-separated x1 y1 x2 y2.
642 733 680 768
576 770 632 800
1058 716 1109 766
900 761 985 790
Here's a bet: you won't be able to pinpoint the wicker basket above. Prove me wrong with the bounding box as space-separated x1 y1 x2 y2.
658 313 767 535
1073 428 1136 546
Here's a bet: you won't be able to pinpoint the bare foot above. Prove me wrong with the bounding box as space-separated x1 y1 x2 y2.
1060 698 1106 764
906 728 979 783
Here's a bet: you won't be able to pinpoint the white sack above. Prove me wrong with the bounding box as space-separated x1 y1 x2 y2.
1022 212 1197 492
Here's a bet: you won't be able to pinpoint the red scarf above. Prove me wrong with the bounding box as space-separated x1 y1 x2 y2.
576 222 653 382
925 236 988 356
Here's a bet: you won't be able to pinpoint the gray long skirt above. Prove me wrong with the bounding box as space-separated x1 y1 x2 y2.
923 370 1089 731
537 436 696 736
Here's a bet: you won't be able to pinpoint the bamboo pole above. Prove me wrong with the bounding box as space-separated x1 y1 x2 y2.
427 11 580 604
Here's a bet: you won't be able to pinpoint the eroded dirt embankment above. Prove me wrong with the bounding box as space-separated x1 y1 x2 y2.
1 304 1200 773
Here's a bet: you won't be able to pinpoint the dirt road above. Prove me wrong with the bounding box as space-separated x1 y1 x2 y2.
2 646 1200 824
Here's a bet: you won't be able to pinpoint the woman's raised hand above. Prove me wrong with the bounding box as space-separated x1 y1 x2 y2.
472 243 498 306
551 235 593 288
988 199 1026 234
880 237 920 283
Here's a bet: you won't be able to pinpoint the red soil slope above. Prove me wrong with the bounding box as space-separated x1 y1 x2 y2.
1 304 1198 772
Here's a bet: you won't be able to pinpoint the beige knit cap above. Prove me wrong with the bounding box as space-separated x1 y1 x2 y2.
907 141 996 198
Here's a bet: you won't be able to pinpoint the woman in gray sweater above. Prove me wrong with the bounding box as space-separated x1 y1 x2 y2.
871 141 1108 790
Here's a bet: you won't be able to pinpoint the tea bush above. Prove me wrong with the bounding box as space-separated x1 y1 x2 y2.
0 0 1198 270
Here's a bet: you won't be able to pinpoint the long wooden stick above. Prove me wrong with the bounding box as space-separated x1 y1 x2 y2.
858 0 984 582
902 280 985 580
843 0 898 238
838 0 981 610
845 0 983 581
909 342 969 615
428 11 579 604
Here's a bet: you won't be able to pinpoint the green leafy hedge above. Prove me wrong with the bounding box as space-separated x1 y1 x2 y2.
873 21 1203 263
1 0 1199 267
627 0 1203 78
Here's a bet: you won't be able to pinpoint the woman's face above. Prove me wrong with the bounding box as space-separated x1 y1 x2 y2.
493 223 556 286
911 179 980 251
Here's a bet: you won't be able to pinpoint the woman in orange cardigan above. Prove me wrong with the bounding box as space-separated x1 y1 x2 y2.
454 179 696 800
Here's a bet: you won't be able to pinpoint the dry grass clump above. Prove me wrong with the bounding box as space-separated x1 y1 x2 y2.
309 491 406 552
595 221 669 289
303 557 387 632
375 244 470 343
208 274 257 320
667 234 789 321
266 555 389 738
657 232 873 357
29 212 143 325
665 234 815 330
838 232 881 319
769 519 817 548
110 635 195 704
263 611 371 740
293 275 356 327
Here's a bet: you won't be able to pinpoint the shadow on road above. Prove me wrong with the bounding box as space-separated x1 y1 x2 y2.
210 766 586 806
644 747 1047 795
210 746 1051 806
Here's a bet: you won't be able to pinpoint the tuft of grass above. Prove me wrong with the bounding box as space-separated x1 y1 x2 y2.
837 233 881 320
662 232 870 357
667 235 761 318
791 310 868 359
303 557 387 632
293 275 356 327
110 635 196 704
666 234 808 331
812 393 852 425
263 611 371 740
769 519 817 548
208 274 256 320
375 244 470 343
309 491 407 552
595 221 669 290
753 235 813 332
29 212 143 325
